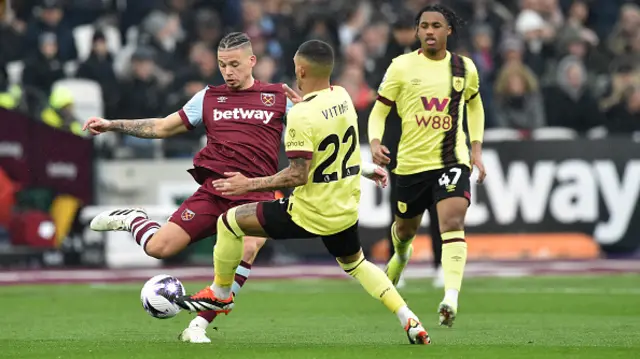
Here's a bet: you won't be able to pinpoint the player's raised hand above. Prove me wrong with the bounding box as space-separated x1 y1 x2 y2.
471 150 487 184
282 84 303 104
212 172 251 196
362 163 389 188
370 140 391 166
83 117 112 135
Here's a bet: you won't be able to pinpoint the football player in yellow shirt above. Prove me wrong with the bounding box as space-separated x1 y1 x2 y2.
368 4 487 328
177 40 431 344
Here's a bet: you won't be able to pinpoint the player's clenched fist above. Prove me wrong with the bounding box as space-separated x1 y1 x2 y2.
83 117 112 135
362 163 389 188
370 139 391 166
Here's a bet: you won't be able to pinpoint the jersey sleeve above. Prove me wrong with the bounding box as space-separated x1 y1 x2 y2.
284 107 314 160
377 60 403 106
178 87 207 130
463 59 480 102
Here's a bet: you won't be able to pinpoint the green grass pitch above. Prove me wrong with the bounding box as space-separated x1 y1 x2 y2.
1 275 639 358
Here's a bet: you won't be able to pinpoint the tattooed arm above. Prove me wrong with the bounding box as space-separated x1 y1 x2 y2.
83 112 189 138
248 158 311 192
212 158 311 196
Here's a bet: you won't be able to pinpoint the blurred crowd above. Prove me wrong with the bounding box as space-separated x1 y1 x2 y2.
1 0 639 158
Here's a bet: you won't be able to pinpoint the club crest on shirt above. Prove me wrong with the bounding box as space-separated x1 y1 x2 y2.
288 128 296 138
261 92 276 107
453 76 465 92
181 209 195 221
397 201 407 214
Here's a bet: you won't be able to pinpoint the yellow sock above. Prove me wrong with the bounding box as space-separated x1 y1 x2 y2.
213 207 245 288
391 222 414 259
339 253 406 313
441 231 467 293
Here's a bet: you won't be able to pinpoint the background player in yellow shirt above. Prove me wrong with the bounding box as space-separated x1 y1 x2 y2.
176 40 431 344
368 4 487 328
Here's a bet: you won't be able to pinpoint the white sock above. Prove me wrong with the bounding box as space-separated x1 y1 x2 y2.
210 283 232 299
396 305 418 326
189 316 209 329
444 289 459 305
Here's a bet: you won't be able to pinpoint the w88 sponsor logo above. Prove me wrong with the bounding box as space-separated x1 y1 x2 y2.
414 114 453 130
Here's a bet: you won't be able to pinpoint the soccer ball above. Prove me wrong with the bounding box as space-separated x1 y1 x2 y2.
140 274 186 319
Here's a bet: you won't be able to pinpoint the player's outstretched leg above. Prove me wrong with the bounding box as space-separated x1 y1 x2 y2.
90 207 158 248
176 205 253 313
435 197 469 328
337 250 430 344
385 214 422 287
180 236 266 344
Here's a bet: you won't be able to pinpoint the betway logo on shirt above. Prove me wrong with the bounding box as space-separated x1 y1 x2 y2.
213 108 275 124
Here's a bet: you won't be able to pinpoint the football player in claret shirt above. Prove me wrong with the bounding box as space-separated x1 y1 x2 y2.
175 40 431 345
85 32 296 343
368 4 487 328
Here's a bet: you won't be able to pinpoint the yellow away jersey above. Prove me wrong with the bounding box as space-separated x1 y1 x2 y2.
377 50 480 175
283 86 361 235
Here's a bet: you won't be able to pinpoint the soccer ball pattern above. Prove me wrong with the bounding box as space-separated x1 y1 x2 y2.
140 274 186 319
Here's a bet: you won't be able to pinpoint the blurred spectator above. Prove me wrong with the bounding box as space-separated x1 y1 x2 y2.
255 56 278 83
117 47 164 120
25 0 77 62
470 24 498 127
139 10 185 71
383 10 420 64
337 64 375 142
500 35 526 65
543 55 604 132
361 20 391 88
561 30 607 75
493 63 546 130
302 13 340 56
607 3 640 57
338 1 371 50
171 42 224 93
600 62 640 111
118 0 162 45
0 75 21 110
338 65 375 111
558 0 599 47
76 30 119 118
64 0 110 28
41 87 84 136
624 30 640 66
538 0 564 29
344 41 367 68
191 10 223 51
461 0 513 46
0 9 27 63
605 85 640 133
243 0 283 59
515 8 555 76
22 32 65 95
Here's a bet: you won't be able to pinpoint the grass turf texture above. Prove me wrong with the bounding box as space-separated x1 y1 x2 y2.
1 275 639 359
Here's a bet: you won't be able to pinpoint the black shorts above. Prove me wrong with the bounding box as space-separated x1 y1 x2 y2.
256 198 361 258
395 164 471 219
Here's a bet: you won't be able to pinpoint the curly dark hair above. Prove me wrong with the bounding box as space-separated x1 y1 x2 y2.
415 4 466 36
